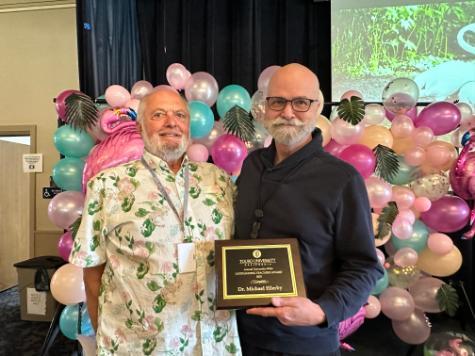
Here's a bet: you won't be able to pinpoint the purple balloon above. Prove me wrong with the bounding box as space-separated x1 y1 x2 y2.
450 133 475 200
48 191 85 229
58 231 74 261
385 106 417 122
391 309 431 345
339 144 376 178
414 102 461 135
380 287 415 321
420 195 470 233
408 277 444 313
210 134 248 174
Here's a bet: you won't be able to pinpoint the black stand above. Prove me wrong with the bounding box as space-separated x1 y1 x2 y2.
39 303 65 356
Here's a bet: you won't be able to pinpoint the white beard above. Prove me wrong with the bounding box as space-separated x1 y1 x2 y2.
263 117 315 146
142 128 190 162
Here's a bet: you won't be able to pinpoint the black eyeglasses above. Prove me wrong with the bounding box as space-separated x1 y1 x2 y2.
266 97 319 112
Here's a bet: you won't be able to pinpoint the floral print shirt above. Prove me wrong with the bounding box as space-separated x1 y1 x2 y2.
70 151 241 356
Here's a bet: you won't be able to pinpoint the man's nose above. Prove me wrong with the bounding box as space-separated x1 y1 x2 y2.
163 111 178 126
281 101 295 119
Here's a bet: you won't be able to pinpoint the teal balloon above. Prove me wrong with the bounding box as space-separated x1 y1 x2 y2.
59 304 94 340
371 268 388 295
216 84 251 118
391 219 429 252
387 156 418 185
189 101 215 139
52 157 85 191
53 124 95 158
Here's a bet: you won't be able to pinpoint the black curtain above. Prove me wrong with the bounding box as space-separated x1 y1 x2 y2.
136 0 331 101
76 0 142 98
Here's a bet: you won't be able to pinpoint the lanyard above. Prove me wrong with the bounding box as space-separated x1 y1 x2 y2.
141 157 189 231
250 158 309 239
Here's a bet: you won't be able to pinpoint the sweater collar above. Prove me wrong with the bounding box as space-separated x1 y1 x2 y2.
260 128 323 169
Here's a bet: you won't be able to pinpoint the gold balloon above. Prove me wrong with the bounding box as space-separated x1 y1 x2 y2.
409 172 450 201
392 136 414 155
316 114 331 146
417 246 463 277
420 141 458 174
359 125 394 149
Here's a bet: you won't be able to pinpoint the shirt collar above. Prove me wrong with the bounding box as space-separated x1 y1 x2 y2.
142 149 189 176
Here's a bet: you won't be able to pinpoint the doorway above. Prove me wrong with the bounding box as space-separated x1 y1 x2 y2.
0 125 36 291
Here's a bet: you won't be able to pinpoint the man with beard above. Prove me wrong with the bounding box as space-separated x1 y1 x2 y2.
234 64 383 355
70 88 241 355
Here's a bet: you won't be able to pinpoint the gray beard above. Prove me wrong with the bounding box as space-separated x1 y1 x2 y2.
263 117 315 146
142 129 190 163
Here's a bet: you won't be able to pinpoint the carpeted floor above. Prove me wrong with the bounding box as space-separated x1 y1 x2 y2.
1 285 473 356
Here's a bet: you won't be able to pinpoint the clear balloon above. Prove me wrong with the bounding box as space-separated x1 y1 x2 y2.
409 172 450 201
47 191 84 229
184 72 219 106
251 90 266 121
417 246 463 277
52 157 86 192
420 195 470 233
391 309 431 344
364 104 386 125
58 231 74 261
387 261 421 288
427 233 453 255
382 78 419 114
398 209 416 224
365 295 382 319
216 85 252 118
104 85 131 108
339 144 376 178
131 80 153 99
50 263 86 305
53 124 95 158
211 134 248 175
379 287 415 321
385 106 417 122
365 177 393 209
257 65 280 92
394 247 418 267
187 143 209 162
358 125 393 149
409 277 444 313
188 100 215 139
166 63 191 90
330 119 364 145
245 120 271 153
414 101 461 135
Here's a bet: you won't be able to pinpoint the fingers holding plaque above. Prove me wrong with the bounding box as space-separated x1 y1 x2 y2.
215 238 306 309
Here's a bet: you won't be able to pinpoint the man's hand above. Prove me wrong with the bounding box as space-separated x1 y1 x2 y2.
246 297 326 326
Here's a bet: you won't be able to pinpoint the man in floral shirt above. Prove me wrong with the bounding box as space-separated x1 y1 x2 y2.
70 88 241 355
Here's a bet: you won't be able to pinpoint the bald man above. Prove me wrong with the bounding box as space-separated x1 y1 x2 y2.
234 64 383 355
70 88 241 355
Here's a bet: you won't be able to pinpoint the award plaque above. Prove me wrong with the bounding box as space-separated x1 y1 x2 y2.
215 238 306 309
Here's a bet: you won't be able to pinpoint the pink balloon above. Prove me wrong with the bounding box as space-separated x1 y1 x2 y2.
323 139 348 157
187 143 209 162
125 98 140 112
392 217 413 240
391 115 414 138
427 233 453 255
392 186 415 209
413 197 432 212
398 209 416 224
211 134 248 174
376 248 386 265
394 247 418 267
404 146 426 167
386 106 417 122
340 90 363 101
408 277 444 313
339 144 376 178
331 119 364 145
48 191 85 229
415 102 461 135
105 85 131 108
257 65 281 92
55 89 82 122
391 309 431 344
365 177 393 209
412 126 434 147
450 133 475 200
365 295 381 319
50 263 86 305
379 287 415 321
131 80 153 99
184 72 219 106
166 63 191 90
58 231 74 261
425 141 456 168
420 195 470 233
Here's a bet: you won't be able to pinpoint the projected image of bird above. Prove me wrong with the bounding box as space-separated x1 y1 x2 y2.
414 23 475 102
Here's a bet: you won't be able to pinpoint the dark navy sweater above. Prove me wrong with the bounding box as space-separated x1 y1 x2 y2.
234 130 384 354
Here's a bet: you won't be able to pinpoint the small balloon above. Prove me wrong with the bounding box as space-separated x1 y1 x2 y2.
394 247 418 267
184 72 219 106
188 100 215 139
47 191 84 229
131 80 153 99
50 264 86 305
365 295 381 319
323 139 348 157
409 277 444 313
365 177 393 209
339 144 376 178
341 90 363 101
216 85 252 118
391 309 431 344
427 233 454 255
364 104 386 125
166 63 191 90
391 115 414 138
211 134 248 174
257 65 281 92
104 85 130 108
251 90 266 121
331 119 364 145
186 143 209 162
52 157 85 192
53 124 95 158
379 287 415 321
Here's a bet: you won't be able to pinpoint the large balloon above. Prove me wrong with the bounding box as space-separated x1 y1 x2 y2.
59 304 94 340
211 134 248 174
339 144 376 178
391 309 431 344
414 101 461 135
420 195 470 233
184 72 219 106
450 132 475 200
382 78 419 114
53 124 95 158
188 101 214 139
47 191 84 229
166 63 191 90
52 157 85 192
417 246 463 277
131 80 153 99
50 263 86 305
104 85 130 108
379 287 415 321
408 277 444 313
216 85 251 118
358 125 393 149
365 176 393 209
257 65 280 92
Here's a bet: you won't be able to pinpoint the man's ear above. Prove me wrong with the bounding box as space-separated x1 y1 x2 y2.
316 89 324 116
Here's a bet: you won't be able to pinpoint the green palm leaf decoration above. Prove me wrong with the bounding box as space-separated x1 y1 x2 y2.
70 216 82 239
222 105 255 142
373 144 400 182
337 96 365 125
376 201 398 240
436 283 460 317
65 92 99 131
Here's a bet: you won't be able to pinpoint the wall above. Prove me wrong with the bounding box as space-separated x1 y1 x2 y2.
0 1 79 256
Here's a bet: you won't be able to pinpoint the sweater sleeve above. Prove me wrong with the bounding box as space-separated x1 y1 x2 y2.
315 172 384 327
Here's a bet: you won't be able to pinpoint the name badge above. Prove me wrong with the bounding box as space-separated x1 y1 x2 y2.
177 243 196 273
